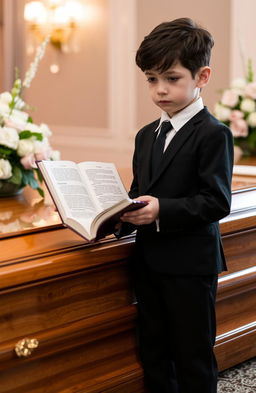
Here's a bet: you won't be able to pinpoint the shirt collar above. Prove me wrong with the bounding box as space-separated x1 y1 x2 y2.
155 97 204 133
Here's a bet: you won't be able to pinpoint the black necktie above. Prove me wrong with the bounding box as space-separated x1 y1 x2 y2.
151 121 172 176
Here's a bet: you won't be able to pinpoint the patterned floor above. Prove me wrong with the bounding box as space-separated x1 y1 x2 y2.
218 357 256 392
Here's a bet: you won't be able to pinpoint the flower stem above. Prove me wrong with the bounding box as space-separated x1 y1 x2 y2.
247 58 254 83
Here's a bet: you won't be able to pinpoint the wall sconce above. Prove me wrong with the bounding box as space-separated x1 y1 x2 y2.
24 0 86 57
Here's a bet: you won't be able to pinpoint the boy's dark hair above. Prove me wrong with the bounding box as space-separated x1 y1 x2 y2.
135 17 214 77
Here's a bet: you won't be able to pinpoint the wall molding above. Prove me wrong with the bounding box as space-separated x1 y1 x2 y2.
108 0 137 139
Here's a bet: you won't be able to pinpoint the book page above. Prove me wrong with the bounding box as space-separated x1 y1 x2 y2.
40 161 99 221
233 165 256 176
78 162 129 211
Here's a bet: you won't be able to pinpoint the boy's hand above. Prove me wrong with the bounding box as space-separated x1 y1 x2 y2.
121 195 159 225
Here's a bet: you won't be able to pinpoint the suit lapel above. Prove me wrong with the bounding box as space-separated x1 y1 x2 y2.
139 123 158 193
147 108 207 190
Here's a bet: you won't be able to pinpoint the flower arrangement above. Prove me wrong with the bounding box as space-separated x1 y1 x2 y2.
0 37 60 197
214 60 256 158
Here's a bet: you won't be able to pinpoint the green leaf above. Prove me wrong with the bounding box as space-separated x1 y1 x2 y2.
247 130 256 148
19 130 43 141
19 130 31 139
22 170 39 189
36 168 44 183
37 187 44 197
27 116 33 123
8 166 23 185
0 146 14 157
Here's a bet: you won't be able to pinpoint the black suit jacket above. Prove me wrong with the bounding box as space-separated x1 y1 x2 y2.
123 107 234 275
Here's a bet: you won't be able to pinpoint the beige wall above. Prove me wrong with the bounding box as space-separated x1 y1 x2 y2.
1 0 247 171
231 0 256 81
23 0 109 129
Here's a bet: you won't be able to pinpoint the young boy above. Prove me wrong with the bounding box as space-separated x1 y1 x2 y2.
119 18 234 393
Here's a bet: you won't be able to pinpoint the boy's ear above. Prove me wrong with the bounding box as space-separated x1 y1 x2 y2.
196 66 211 88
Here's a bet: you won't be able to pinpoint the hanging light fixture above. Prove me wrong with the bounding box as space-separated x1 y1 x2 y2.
24 0 86 54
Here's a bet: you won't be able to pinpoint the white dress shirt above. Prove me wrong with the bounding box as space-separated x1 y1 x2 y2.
155 97 204 151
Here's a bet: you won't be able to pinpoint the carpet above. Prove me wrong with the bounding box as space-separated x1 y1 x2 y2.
218 357 256 392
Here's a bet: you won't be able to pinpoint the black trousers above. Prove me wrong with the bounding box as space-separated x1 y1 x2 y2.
131 258 218 393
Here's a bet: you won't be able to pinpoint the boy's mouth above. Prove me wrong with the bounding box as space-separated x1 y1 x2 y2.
158 100 171 104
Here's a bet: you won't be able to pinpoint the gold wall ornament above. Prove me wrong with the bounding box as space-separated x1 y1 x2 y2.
15 338 39 358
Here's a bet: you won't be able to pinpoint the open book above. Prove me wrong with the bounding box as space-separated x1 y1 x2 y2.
37 160 147 242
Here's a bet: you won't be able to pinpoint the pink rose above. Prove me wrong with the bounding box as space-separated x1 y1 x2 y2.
230 118 248 137
35 150 50 161
21 149 51 170
20 154 36 169
229 110 244 121
221 89 239 107
244 82 256 99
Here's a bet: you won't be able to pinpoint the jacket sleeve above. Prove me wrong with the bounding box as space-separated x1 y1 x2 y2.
158 125 234 231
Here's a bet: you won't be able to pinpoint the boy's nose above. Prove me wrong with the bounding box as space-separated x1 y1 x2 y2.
156 82 168 95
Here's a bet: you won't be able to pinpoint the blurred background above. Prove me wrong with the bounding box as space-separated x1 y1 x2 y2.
0 0 255 169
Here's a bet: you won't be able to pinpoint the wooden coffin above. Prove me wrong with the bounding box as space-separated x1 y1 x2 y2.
0 176 255 392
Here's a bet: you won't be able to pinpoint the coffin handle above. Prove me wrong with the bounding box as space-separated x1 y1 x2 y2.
15 338 39 358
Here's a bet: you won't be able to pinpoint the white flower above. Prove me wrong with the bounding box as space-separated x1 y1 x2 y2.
23 36 50 88
40 123 52 137
50 150 61 160
23 122 42 133
17 139 35 156
0 37 60 195
221 89 239 107
33 139 50 154
13 97 26 110
0 127 19 149
247 112 256 127
240 98 256 113
8 109 29 125
0 159 12 179
214 103 231 121
0 92 12 104
244 82 256 99
0 102 11 116
231 78 247 90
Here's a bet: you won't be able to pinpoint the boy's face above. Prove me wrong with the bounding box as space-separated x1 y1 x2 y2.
144 62 210 117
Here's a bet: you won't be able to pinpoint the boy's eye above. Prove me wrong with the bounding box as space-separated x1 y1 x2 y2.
167 76 179 82
147 77 157 83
